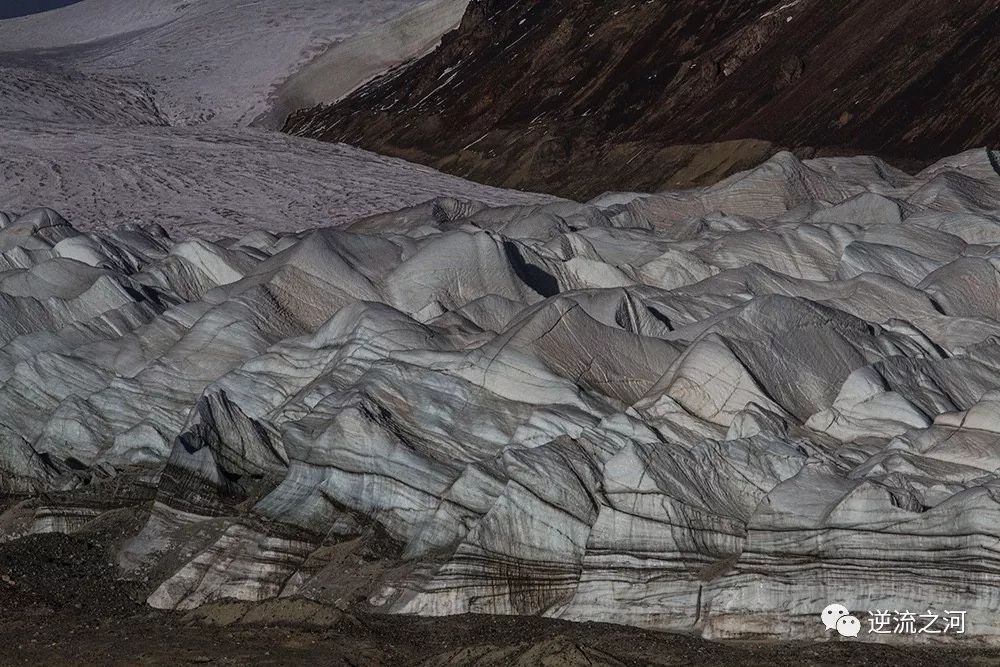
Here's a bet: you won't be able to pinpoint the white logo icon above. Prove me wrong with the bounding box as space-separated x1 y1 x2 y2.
821 603 849 630
821 603 968 637
837 615 862 637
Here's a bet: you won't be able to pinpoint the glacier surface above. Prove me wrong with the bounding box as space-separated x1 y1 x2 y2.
2 150 1000 641
0 0 539 239
0 0 469 125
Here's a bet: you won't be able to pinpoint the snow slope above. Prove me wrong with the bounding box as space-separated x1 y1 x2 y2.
255 0 470 129
0 0 469 125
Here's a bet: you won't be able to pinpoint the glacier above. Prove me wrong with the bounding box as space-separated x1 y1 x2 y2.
2 150 1000 641
0 0 537 239
0 0 470 125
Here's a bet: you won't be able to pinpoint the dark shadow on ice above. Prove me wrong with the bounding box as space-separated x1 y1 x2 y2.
503 240 560 298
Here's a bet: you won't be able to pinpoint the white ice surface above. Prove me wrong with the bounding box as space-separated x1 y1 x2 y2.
0 0 467 125
0 0 549 239
0 124 555 238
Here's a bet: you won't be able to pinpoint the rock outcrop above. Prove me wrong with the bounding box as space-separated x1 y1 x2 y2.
286 0 1000 198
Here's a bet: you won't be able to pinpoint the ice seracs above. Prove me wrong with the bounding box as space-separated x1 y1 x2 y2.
2 149 1000 641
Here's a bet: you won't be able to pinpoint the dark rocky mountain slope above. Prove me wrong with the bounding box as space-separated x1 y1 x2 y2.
285 0 1000 199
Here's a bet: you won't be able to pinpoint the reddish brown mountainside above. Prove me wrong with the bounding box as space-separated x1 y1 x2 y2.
284 0 1000 199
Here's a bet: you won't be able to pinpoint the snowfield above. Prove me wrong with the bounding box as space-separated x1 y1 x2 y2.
0 0 470 125
0 0 551 238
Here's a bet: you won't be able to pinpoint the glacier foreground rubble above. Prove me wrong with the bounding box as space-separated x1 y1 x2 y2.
3 149 1000 642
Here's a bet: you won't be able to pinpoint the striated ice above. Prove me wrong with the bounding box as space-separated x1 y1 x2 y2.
2 149 1000 641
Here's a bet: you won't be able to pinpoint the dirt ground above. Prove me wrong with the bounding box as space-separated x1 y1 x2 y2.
1 532 999 666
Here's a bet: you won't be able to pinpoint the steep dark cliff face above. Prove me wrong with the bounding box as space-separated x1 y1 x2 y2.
285 0 1000 199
